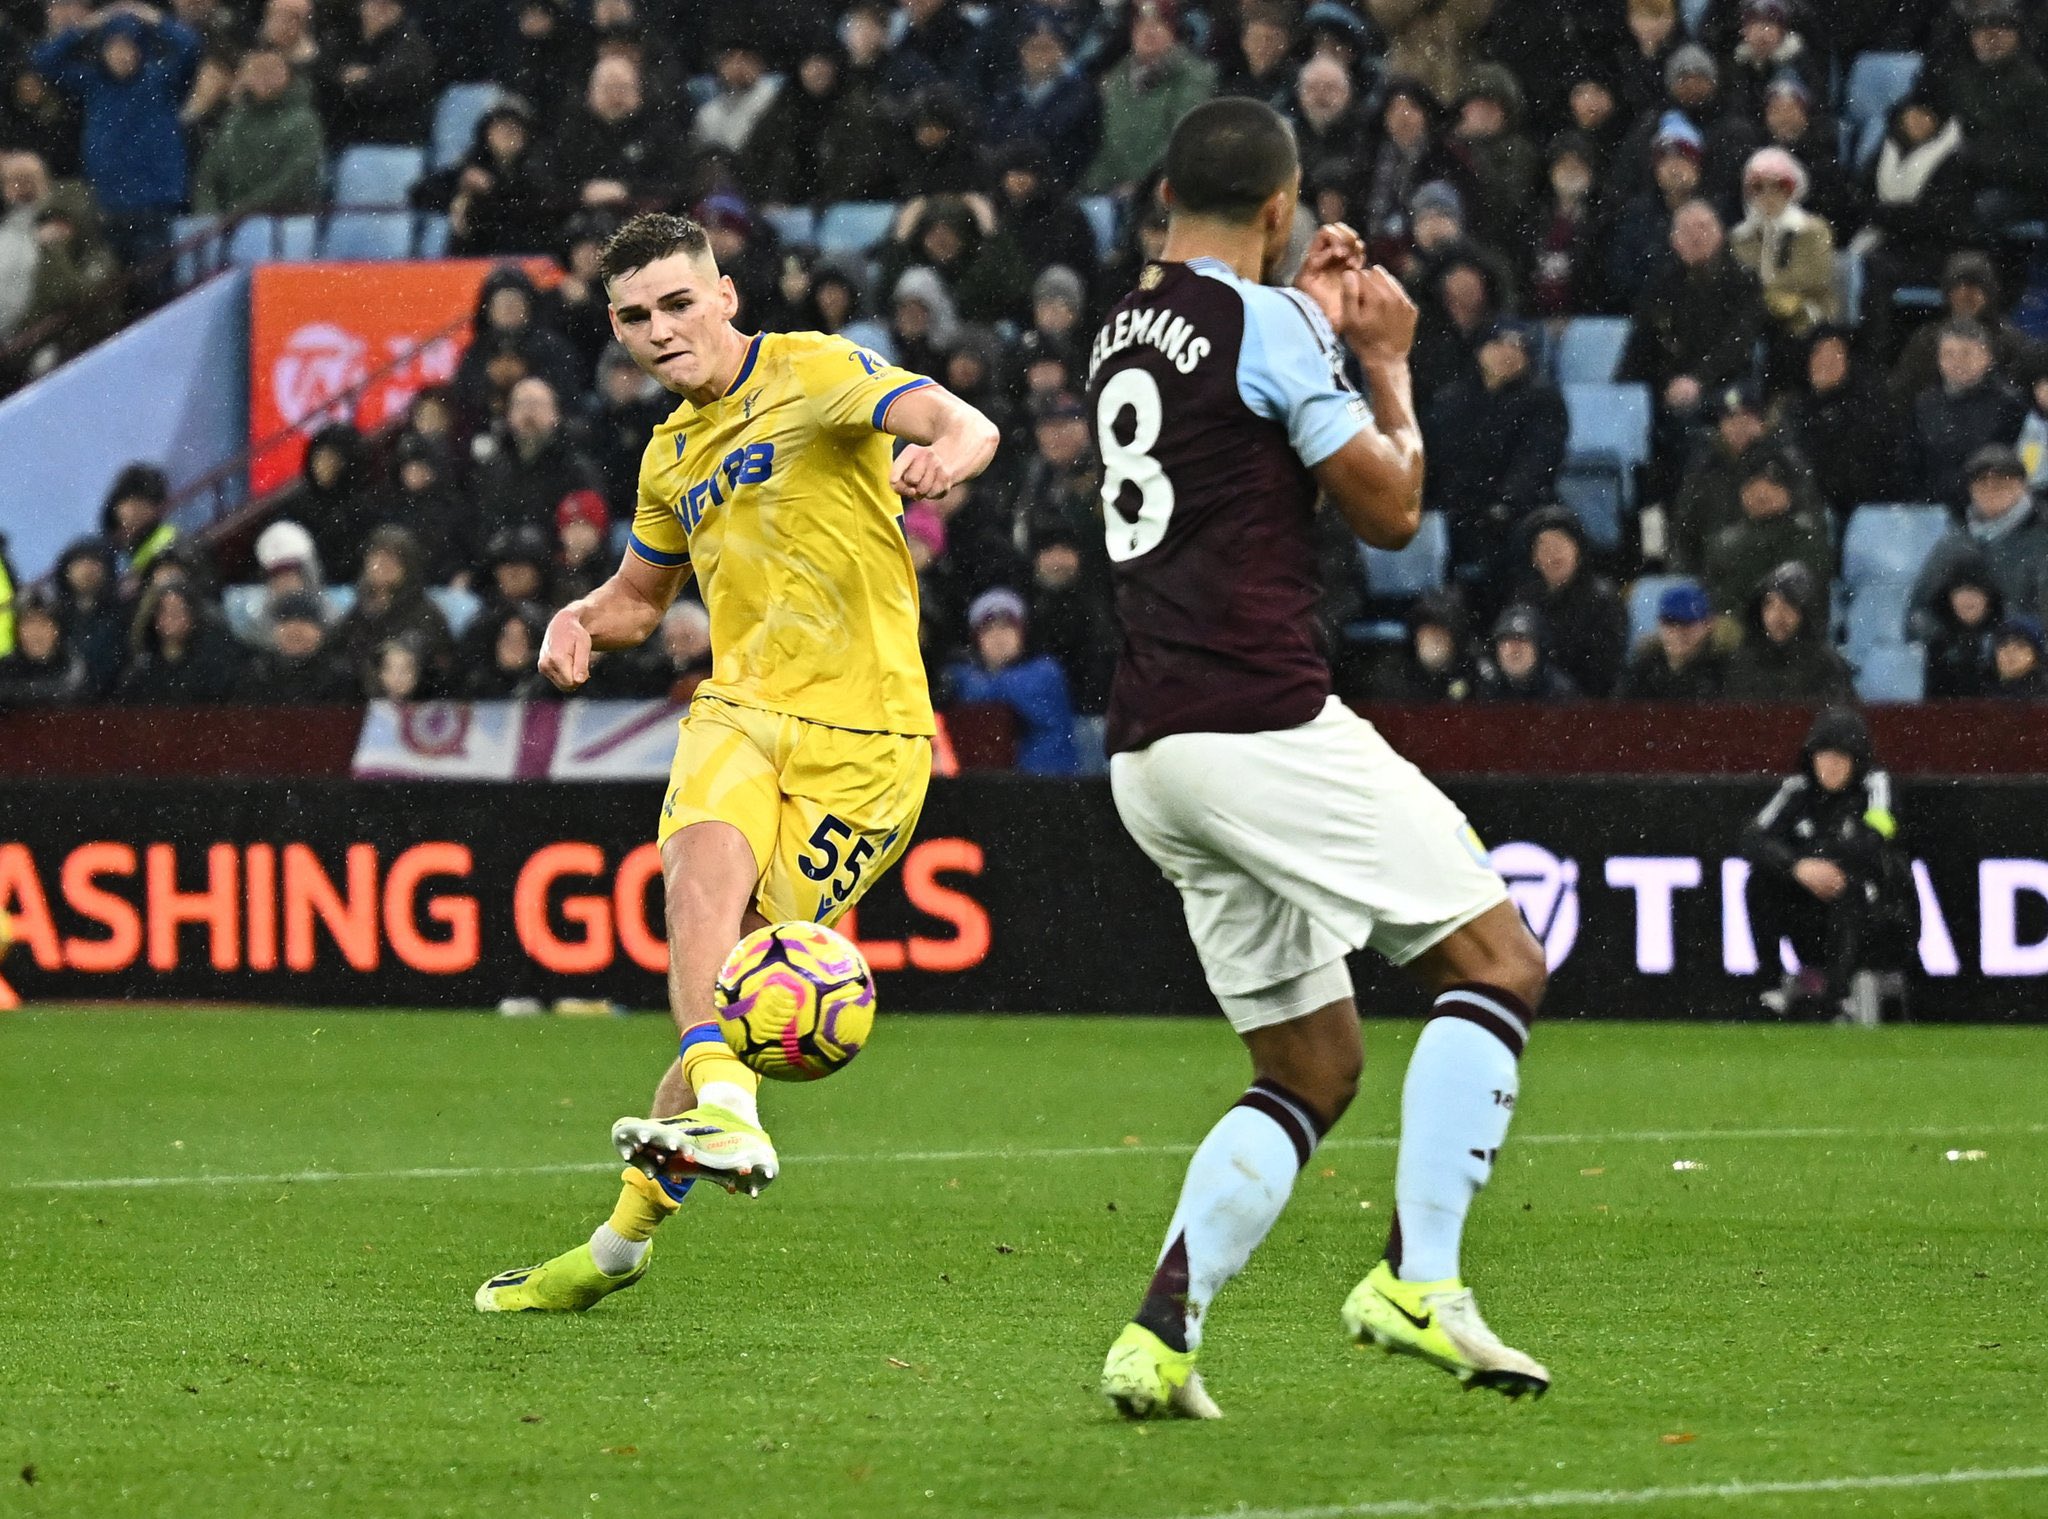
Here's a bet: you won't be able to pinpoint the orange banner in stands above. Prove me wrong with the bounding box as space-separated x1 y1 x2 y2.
246 260 550 497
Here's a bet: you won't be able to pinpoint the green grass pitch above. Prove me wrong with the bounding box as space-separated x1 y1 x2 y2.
3 1007 2045 1519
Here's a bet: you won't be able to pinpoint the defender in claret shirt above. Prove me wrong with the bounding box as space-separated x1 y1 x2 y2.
1088 99 1553 1417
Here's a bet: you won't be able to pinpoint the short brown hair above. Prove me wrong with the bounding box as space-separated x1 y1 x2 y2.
599 212 711 287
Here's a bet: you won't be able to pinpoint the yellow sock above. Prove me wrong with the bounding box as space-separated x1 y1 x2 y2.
679 1021 762 1115
607 1167 680 1242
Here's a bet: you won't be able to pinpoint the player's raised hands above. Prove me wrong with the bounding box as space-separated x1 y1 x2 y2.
890 444 954 502
538 605 594 692
1340 266 1418 366
1292 222 1367 329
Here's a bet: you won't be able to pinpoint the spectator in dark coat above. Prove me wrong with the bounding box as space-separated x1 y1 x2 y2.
52 537 124 694
1888 251 2042 404
1854 92 1977 357
1723 560 1853 701
1936 2 2048 215
378 431 475 586
334 526 453 682
1608 46 1759 216
469 522 556 629
473 378 607 545
1704 452 1834 620
544 55 688 212
1612 0 1681 122
1989 615 2048 698
1604 116 1707 315
412 99 560 258
742 35 895 205
1529 131 1607 317
0 588 92 706
1906 319 2030 509
1475 604 1579 700
1517 506 1629 697
584 343 671 518
1356 77 1455 264
945 588 1080 776
1370 590 1478 702
452 267 585 430
1444 63 1540 277
1218 1 1299 110
897 0 997 102
461 601 555 699
876 195 1037 328
113 582 242 703
1288 55 1373 195
498 0 590 118
1759 74 1858 240
1720 0 1823 125
1919 559 2002 699
1009 391 1104 579
279 423 377 584
896 85 987 198
1907 446 2048 637
1670 380 1816 572
1026 525 1114 717
985 9 1102 188
234 590 353 702
1615 579 1729 698
1424 319 1566 599
553 489 612 606
320 0 435 147
992 144 1101 309
1407 242 1506 419
1782 328 1902 527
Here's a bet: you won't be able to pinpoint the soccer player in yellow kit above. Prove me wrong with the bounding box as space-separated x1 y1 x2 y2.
478 213 999 1313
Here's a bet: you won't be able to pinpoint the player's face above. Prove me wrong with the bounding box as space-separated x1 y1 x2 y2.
608 251 740 396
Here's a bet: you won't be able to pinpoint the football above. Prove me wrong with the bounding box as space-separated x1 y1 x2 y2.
714 921 876 1081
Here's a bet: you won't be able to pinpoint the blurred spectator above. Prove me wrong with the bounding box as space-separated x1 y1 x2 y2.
1027 263 1085 352
1919 560 2002 699
1218 2 1297 109
462 602 554 699
879 195 1033 326
1613 0 1678 118
545 56 686 212
538 211 615 383
985 9 1102 188
1989 616 2048 697
1529 132 1604 316
1424 318 1565 598
898 86 985 198
946 587 1079 776
1722 560 1852 701
1615 579 1728 698
1084 0 1216 195
1563 66 1627 181
898 0 996 101
1288 55 1371 193
1517 506 1627 697
585 343 670 516
693 39 780 157
1357 78 1450 262
1782 329 1901 526
1721 0 1821 123
1408 245 1505 414
1445 64 1538 271
1908 446 2048 636
885 266 958 380
53 537 123 692
453 268 584 427
695 192 778 328
0 588 91 705
2 41 85 178
1371 590 1477 701
114 581 241 702
992 146 1099 308
1888 251 2041 404
100 461 176 592
2021 362 2048 491
1758 75 1856 238
652 597 712 702
234 590 352 701
1854 92 1974 357
381 432 474 585
363 632 438 701
191 44 324 215
1364 0 1491 106
499 0 586 118
0 149 120 371
743 31 895 205
33 4 199 273
1475 603 1577 700
1671 381 1787 571
257 0 320 75
1026 523 1114 718
591 2 690 122
1906 319 2029 508
413 99 560 258
334 525 453 680
1937 1 2048 219
1011 391 1102 572
282 423 374 582
554 489 611 604
1703 453 1833 619
1604 115 1705 309
252 517 322 616
320 0 434 147
473 522 556 629
928 470 1025 600
1610 48 1758 214
1730 147 1839 373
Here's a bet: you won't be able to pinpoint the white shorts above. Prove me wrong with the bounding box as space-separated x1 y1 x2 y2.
1111 697 1509 1033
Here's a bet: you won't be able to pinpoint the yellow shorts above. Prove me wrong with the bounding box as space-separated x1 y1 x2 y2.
658 696 932 927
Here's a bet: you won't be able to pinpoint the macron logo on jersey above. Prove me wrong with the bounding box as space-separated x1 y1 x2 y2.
1088 306 1212 383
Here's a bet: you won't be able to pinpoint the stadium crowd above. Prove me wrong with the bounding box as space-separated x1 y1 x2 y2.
5 0 2048 768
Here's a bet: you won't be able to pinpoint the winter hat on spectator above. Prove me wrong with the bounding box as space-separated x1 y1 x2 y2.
1523 504 1586 553
556 489 610 537
1132 0 1182 33
1409 179 1464 223
1665 44 1719 89
1017 6 1076 49
1942 250 1999 300
1456 63 1524 124
485 523 552 573
1741 0 1790 25
1380 75 1441 122
1970 1 2023 30
1997 616 2045 656
1033 264 1085 316
902 504 947 562
1763 70 1810 107
255 519 323 588
1743 146 1808 200
1491 604 1544 644
1652 112 1706 165
1966 444 2028 483
1302 1 1370 45
891 266 961 348
1657 582 1712 625
693 192 754 238
270 590 327 632
968 587 1029 632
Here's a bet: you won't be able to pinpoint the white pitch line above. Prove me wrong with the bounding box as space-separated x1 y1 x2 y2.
8 1120 2043 1194
1157 1463 2048 1519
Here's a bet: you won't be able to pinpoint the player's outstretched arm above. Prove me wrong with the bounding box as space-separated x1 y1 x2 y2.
538 552 689 692
1314 267 1424 551
879 384 1001 502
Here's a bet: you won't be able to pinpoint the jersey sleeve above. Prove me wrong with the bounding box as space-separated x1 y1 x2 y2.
1235 287 1371 469
626 435 689 569
797 332 937 435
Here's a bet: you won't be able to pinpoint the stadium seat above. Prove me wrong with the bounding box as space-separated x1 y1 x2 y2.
1844 52 1921 166
172 214 224 287
332 145 428 208
222 585 267 644
1836 248 1864 325
816 201 898 253
1841 503 1950 588
1559 381 1651 547
1080 195 1120 262
1852 641 1926 702
1359 511 1448 600
762 205 817 247
429 586 482 638
432 82 502 170
1554 317 1630 384
227 214 318 265
1625 575 1691 649
322 585 356 621
414 213 451 258
1555 471 1624 550
1844 581 1915 650
321 209 416 261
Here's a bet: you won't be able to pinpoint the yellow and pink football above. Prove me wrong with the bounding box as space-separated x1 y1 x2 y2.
713 921 875 1081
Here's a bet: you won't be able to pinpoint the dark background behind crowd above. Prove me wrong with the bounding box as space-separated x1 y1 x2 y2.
6 0 2048 772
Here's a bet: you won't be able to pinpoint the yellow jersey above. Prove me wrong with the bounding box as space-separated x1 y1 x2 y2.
628 330 937 736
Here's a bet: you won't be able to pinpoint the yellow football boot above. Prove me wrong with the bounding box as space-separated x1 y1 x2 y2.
474 1242 650 1313
1342 1260 1549 1398
1099 1323 1223 1420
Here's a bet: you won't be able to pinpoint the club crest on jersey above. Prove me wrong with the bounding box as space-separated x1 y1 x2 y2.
1138 263 1163 290
676 441 775 531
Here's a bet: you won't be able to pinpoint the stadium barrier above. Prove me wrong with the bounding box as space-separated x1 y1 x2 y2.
2 776 2045 1020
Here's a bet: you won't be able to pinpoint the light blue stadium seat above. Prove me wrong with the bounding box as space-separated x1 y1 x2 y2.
1554 317 1630 384
1837 247 1864 324
227 214 319 265
1845 581 1915 649
432 83 502 170
321 209 416 260
222 584 267 644
1844 52 1921 166
1841 503 1950 588
1359 511 1448 599
172 214 224 287
1080 195 1120 262
1853 641 1926 702
1625 574 1692 649
332 145 428 208
322 585 356 621
816 201 898 253
1555 473 1623 550
762 206 817 247
414 213 451 258
1563 382 1652 472
429 586 482 637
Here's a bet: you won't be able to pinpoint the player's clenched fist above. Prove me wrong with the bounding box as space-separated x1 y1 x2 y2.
1340 266 1418 366
539 605 593 691
891 444 954 501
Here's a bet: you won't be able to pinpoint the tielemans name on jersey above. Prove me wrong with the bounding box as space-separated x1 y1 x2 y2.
1087 305 1213 383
